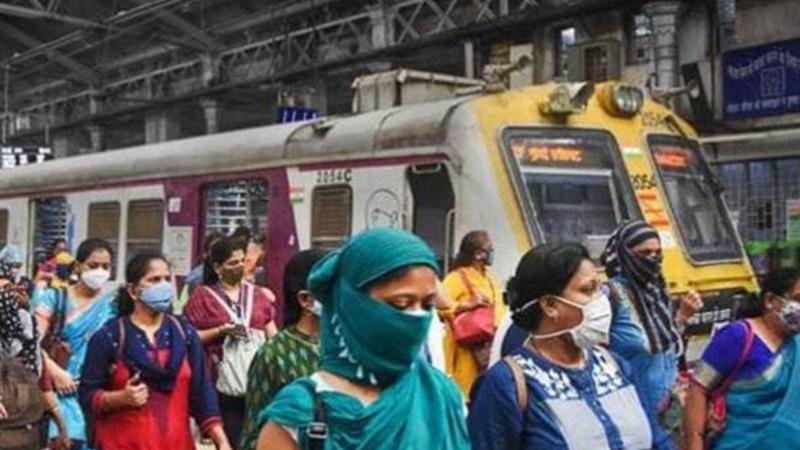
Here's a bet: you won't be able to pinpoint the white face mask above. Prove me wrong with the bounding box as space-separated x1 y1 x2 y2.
524 291 613 350
309 300 323 317
81 268 110 290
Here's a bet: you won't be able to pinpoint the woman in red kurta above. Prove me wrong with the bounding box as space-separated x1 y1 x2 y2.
184 237 277 448
79 252 232 450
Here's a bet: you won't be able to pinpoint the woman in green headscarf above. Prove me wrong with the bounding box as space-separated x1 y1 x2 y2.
256 228 470 450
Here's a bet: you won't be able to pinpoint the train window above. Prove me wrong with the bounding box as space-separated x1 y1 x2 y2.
205 179 268 239
648 135 742 262
406 164 455 271
127 200 164 259
88 202 121 277
311 185 352 250
32 197 68 265
0 209 8 249
502 127 640 248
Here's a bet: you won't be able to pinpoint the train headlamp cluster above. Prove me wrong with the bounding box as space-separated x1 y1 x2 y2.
600 84 644 117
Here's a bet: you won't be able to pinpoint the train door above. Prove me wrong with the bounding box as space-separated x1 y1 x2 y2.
28 196 69 269
202 177 269 279
406 163 455 271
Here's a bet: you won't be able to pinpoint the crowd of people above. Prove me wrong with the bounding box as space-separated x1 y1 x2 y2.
0 220 798 450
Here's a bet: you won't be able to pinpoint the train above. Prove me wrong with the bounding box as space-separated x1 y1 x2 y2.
0 76 758 349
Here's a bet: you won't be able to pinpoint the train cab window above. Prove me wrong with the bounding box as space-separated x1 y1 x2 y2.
503 128 639 250
127 200 164 259
648 135 742 262
205 180 268 238
88 202 121 277
311 185 352 250
0 209 8 249
32 197 68 265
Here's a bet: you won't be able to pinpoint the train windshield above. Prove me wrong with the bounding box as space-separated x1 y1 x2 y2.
503 128 640 249
648 134 742 262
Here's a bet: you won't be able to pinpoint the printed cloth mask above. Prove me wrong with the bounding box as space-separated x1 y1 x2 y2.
777 297 800 333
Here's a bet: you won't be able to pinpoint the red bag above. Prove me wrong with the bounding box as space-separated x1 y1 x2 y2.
452 305 496 345
451 270 496 345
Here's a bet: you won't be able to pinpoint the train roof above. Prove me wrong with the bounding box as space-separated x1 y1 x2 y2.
0 95 472 197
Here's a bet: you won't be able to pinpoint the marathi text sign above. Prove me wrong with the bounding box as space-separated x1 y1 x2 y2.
723 38 800 120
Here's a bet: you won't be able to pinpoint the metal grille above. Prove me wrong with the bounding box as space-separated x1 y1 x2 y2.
311 185 353 249
716 157 800 242
33 197 68 264
205 180 268 239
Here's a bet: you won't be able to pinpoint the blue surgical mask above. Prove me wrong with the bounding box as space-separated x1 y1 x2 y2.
310 300 323 317
139 281 174 313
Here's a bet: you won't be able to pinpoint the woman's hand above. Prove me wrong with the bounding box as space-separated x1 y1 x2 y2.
209 423 233 450
0 399 7 419
120 373 149 408
676 291 704 325
52 367 79 396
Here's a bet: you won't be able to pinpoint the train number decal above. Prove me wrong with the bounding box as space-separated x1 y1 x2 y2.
316 169 353 185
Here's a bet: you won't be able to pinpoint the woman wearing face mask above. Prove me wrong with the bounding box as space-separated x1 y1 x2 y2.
78 252 233 450
256 228 469 450
684 269 800 450
34 238 116 450
441 230 505 397
468 242 671 450
601 221 702 426
240 249 328 450
185 237 278 448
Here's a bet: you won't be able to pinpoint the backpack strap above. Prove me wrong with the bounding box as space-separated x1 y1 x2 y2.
305 382 327 450
503 356 528 415
203 286 242 324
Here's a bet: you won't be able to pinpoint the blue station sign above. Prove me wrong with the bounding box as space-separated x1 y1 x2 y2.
723 37 800 120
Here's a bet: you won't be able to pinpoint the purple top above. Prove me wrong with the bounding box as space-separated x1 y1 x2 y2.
693 320 776 390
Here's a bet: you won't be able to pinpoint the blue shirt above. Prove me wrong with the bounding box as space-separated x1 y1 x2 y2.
468 345 672 450
607 277 679 417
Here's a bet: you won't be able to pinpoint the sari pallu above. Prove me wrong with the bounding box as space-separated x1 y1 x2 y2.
713 335 800 450
35 288 115 444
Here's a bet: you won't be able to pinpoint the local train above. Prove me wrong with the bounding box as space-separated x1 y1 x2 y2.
0 79 758 345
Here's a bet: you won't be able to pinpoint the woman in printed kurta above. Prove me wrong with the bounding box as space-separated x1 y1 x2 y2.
441 230 505 397
185 237 277 448
469 243 672 450
34 238 117 450
79 252 232 450
684 269 800 450
240 249 327 450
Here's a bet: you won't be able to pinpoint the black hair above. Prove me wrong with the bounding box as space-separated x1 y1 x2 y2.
746 269 800 317
282 249 328 326
203 237 247 286
508 242 591 332
48 238 67 258
204 231 225 254
230 226 252 242
451 230 490 270
116 252 169 316
76 238 113 264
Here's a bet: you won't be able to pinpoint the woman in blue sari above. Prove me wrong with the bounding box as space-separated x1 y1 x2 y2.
684 268 800 450
35 238 117 450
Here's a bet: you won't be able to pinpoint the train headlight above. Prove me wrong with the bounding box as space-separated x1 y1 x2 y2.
599 83 644 117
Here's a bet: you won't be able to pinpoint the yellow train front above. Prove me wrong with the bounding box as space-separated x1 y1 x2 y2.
460 81 758 351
